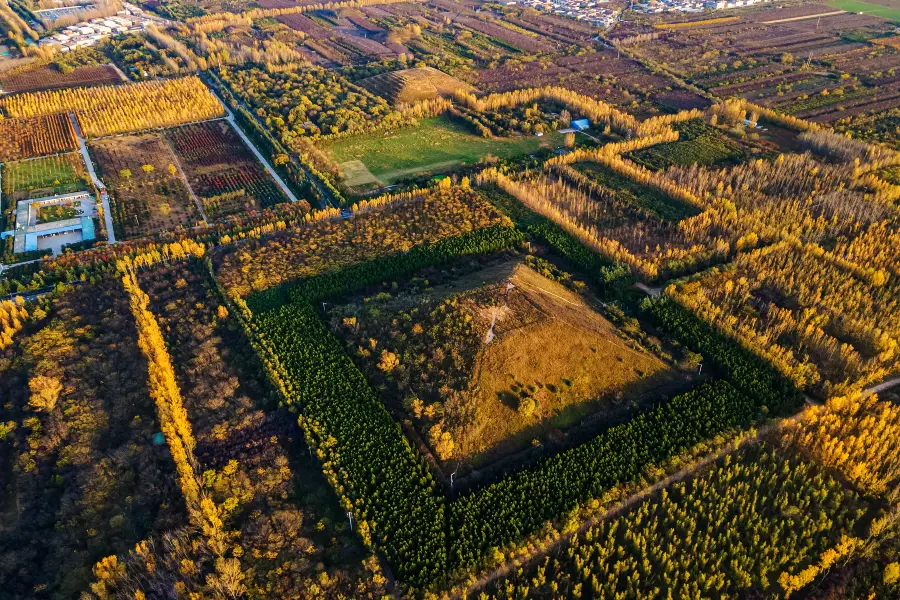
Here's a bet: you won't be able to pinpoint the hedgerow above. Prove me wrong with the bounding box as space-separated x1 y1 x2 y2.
642 295 804 415
449 380 758 572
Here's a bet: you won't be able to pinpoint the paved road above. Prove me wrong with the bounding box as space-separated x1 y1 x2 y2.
0 257 43 276
205 76 339 207
69 112 116 244
208 89 299 204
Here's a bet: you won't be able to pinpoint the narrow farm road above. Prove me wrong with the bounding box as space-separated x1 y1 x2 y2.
208 89 300 204
224 111 300 204
205 75 340 207
69 112 116 244
457 376 900 598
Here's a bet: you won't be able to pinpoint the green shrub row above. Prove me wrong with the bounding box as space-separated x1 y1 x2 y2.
246 225 524 312
251 299 447 586
449 380 757 571
641 295 804 415
525 220 631 292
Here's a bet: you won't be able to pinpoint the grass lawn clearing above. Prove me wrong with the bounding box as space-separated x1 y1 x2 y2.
340 159 382 188
1 154 90 199
828 0 900 20
324 115 567 187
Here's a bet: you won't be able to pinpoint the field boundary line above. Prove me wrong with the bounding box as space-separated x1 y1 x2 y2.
208 87 300 204
69 112 116 244
223 115 299 203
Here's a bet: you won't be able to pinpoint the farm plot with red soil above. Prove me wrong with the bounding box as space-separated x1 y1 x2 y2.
474 51 708 115
452 15 558 53
257 0 321 7
505 11 599 44
0 64 122 94
0 113 78 162
277 12 331 37
630 7 900 122
89 134 202 239
165 121 289 219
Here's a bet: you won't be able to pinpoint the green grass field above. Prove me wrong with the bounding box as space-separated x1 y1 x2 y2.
2 153 89 196
828 0 900 20
323 116 567 187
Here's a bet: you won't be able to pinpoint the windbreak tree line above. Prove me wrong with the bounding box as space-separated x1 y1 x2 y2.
642 294 804 415
449 380 757 573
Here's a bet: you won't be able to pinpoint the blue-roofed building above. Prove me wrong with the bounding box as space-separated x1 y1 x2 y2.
571 119 591 131
12 191 96 256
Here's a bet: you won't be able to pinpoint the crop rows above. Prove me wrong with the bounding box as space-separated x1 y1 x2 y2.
0 76 224 137
0 113 78 162
194 168 285 209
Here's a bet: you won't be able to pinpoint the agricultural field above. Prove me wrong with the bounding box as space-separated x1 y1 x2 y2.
356 66 476 105
1 153 89 200
627 4 900 125
165 121 289 218
324 115 567 189
0 76 224 137
472 50 710 116
625 118 748 170
327 255 685 469
89 134 202 239
0 64 122 94
4 1 900 599
0 113 78 163
828 0 900 20
836 105 900 149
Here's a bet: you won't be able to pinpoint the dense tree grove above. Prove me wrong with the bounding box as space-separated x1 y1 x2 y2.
241 288 448 586
214 185 508 297
666 242 899 398
2 6 899 595
217 64 411 141
482 446 867 599
0 76 224 137
642 295 802 414
0 278 185 599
